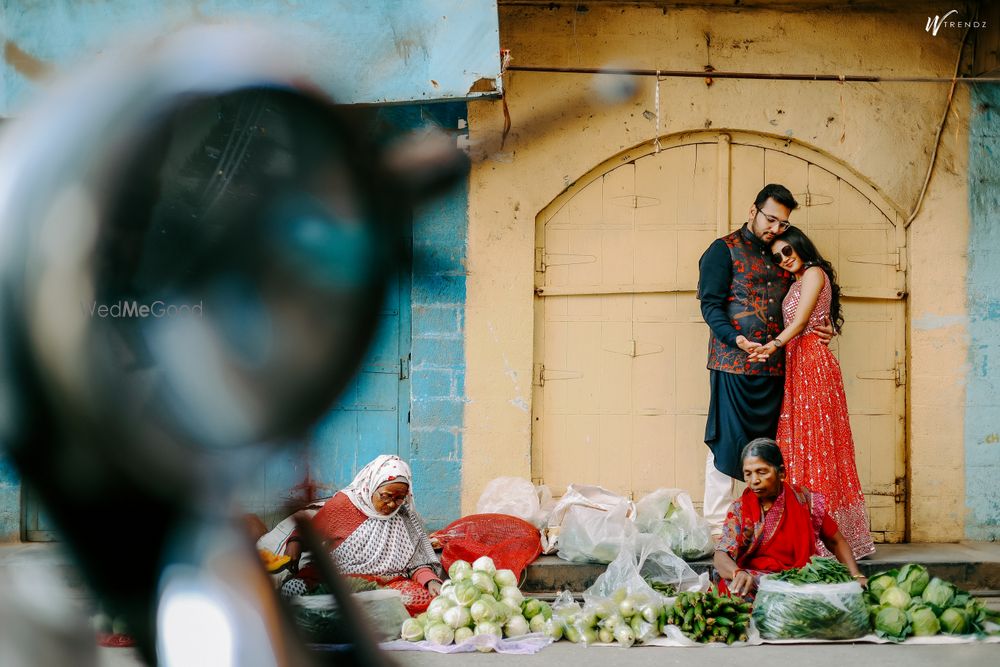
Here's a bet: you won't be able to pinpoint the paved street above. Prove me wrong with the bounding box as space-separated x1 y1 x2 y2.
92 641 999 667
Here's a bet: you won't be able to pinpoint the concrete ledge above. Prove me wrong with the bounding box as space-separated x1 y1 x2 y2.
523 542 1000 594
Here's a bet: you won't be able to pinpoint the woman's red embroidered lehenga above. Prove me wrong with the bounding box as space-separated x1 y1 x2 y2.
776 273 876 560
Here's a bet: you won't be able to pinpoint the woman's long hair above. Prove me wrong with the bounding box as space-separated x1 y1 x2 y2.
778 226 845 333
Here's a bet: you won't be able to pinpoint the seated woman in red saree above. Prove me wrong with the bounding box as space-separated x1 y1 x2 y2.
280 455 443 614
714 439 866 598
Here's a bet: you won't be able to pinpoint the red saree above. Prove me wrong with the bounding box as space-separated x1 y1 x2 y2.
717 483 838 595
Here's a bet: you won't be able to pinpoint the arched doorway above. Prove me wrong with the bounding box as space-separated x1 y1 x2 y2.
532 131 907 543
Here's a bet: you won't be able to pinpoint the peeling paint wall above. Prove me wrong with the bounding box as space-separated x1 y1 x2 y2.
966 83 1000 540
1 0 500 115
463 4 973 540
0 457 18 540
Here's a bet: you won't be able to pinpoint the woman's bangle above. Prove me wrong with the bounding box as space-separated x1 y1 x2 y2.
852 574 865 579
732 568 743 577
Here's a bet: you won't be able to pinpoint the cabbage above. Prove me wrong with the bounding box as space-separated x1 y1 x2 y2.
425 622 455 646
426 596 455 623
472 556 497 575
414 612 429 628
470 599 495 623
504 614 530 637
453 581 480 606
613 626 635 648
500 586 524 605
543 617 564 641
494 569 518 588
471 571 498 596
474 620 503 652
897 564 930 596
439 580 455 596
454 626 474 645
867 573 898 599
907 605 940 636
442 605 471 630
939 608 968 635
879 586 911 610
400 618 424 642
522 598 545 620
500 597 522 615
448 560 472 582
922 577 956 611
529 613 547 634
491 598 513 624
874 606 909 640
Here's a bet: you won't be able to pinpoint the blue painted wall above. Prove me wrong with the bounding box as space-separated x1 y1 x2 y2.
0 457 18 541
1 1 500 114
404 104 468 531
966 83 1000 540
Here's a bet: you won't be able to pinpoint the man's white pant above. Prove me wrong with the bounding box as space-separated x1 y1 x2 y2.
703 450 736 534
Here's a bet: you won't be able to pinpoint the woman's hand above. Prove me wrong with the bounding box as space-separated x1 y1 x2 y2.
730 569 757 597
748 341 778 362
426 580 442 596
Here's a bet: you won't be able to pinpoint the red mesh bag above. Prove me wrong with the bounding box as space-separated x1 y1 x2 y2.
429 514 542 582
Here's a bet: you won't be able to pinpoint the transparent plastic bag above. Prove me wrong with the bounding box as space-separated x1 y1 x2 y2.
476 477 539 522
289 589 411 643
551 485 637 564
584 533 707 606
634 488 712 560
752 577 869 640
381 632 552 654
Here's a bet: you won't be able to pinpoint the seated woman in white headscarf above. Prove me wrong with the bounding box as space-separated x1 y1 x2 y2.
280 455 443 614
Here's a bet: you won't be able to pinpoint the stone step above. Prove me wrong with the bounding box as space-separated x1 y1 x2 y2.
521 543 1000 596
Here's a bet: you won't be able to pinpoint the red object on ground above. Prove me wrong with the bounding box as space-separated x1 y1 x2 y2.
429 514 542 582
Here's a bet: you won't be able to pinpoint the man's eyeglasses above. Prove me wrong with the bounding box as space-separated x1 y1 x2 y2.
772 245 795 264
757 209 791 231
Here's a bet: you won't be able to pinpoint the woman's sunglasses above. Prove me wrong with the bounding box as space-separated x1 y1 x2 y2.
771 245 795 264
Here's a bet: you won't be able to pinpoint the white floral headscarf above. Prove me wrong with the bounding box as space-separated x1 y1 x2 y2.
342 454 412 520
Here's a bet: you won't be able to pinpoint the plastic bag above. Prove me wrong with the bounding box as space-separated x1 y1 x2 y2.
634 489 712 560
289 589 411 643
584 533 707 607
476 477 554 528
752 577 869 640
381 633 552 654
548 485 636 563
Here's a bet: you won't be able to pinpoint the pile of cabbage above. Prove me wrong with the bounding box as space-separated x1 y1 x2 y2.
399 557 558 651
866 563 1000 640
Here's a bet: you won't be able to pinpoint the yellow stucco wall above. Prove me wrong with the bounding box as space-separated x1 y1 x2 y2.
464 4 969 541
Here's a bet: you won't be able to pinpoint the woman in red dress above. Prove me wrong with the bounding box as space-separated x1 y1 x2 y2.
281 455 444 614
751 227 875 560
715 439 866 598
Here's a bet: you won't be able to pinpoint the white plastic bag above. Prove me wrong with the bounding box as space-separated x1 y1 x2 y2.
634 488 712 560
584 534 707 607
476 477 553 528
544 484 636 561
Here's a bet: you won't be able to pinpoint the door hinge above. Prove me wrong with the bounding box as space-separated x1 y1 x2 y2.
533 363 545 386
895 361 906 386
894 476 906 503
533 364 582 386
399 355 410 380
535 247 546 273
865 475 906 503
896 246 907 271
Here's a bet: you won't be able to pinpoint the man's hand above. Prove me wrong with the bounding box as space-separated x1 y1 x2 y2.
748 340 778 363
813 317 834 346
735 335 761 355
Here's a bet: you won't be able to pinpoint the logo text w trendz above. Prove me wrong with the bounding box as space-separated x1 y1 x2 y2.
926 10 987 36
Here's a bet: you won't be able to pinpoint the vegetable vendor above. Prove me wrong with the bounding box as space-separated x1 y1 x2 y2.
714 438 866 597
280 454 444 614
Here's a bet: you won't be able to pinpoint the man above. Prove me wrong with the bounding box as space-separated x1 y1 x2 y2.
696 183 832 534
